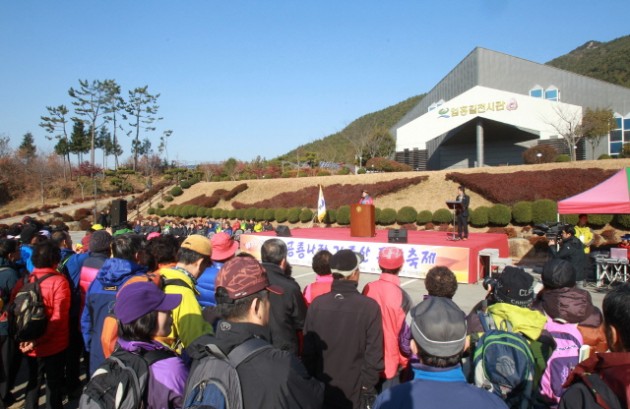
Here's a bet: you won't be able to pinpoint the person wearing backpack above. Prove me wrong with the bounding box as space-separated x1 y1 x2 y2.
186 256 324 409
559 284 630 409
19 240 70 409
372 296 507 408
81 234 149 376
92 281 187 409
465 266 553 408
0 239 22 407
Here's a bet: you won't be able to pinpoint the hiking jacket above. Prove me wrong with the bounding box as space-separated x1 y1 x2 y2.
362 273 412 379
79 251 110 306
187 321 324 409
27 267 71 357
20 244 34 273
533 287 608 353
373 363 508 409
303 275 333 306
0 260 19 336
261 262 307 355
118 339 188 409
303 279 384 409
63 252 89 290
81 258 147 375
195 261 224 308
560 352 630 408
159 266 212 348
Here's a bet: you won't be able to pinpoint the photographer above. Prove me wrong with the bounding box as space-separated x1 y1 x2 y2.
548 224 587 288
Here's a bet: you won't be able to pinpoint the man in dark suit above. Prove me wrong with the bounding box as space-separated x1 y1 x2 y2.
455 185 470 240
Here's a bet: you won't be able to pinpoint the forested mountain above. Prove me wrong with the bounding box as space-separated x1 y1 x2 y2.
278 34 630 165
546 35 630 88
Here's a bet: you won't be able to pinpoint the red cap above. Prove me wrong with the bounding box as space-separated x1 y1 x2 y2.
216 257 283 300
378 247 404 270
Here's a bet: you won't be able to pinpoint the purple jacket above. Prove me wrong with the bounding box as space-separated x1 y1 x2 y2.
118 339 188 409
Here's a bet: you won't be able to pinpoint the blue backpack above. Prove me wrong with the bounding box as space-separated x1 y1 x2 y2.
183 337 271 409
473 311 536 409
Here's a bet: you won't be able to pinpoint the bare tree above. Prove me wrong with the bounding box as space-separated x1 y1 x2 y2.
544 105 584 161
343 116 379 169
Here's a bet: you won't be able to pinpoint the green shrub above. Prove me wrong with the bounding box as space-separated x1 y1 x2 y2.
221 209 230 218
299 208 314 223
336 205 351 225
157 209 165 217
396 206 417 224
488 204 512 226
532 199 557 225
148 207 156 215
170 186 183 196
375 207 381 222
156 202 164 209
416 210 433 225
164 195 174 202
589 214 613 228
317 170 331 176
275 208 288 223
264 208 275 222
555 154 570 162
235 209 245 219
561 214 579 225
432 209 453 224
598 154 612 160
287 207 301 223
325 209 337 224
470 206 489 227
512 201 532 224
204 208 213 217
228 209 237 219
244 208 257 220
180 180 191 189
357 168 366 174
212 208 223 218
255 208 266 221
379 208 397 225
196 207 208 217
614 214 630 229
337 167 351 175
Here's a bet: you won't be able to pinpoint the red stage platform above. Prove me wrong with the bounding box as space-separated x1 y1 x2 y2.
239 227 510 284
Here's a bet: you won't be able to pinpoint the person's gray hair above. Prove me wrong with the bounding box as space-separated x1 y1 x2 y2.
261 238 287 265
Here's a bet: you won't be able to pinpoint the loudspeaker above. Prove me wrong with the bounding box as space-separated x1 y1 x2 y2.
110 199 127 228
275 225 292 237
388 229 407 243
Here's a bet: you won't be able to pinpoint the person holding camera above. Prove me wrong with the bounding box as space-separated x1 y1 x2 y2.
548 224 587 288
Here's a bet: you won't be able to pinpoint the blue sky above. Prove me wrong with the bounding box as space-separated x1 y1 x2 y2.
1 1 628 166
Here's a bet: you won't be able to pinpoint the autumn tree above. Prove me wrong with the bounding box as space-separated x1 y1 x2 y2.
581 108 616 158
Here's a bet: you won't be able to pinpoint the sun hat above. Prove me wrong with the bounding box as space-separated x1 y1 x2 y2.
211 232 239 261
114 282 182 325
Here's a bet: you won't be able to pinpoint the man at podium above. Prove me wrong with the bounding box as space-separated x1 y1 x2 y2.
455 186 470 240
359 190 374 205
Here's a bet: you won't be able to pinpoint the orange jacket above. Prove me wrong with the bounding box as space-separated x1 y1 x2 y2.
27 268 71 357
362 274 412 379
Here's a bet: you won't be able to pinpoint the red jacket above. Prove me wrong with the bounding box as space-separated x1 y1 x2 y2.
362 274 412 379
26 267 71 357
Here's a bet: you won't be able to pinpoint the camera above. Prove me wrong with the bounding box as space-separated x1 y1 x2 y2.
533 222 566 241
482 276 498 291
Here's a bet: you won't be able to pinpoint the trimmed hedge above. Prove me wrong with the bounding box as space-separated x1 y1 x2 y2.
396 206 417 224
287 207 301 223
255 208 266 221
170 186 183 196
532 199 557 225
432 209 453 224
212 208 223 218
275 208 288 223
235 209 245 219
488 204 512 226
264 208 275 222
299 208 314 223
614 214 630 230
512 201 532 225
416 210 432 225
470 206 489 227
326 209 337 224
379 208 397 225
228 209 237 219
244 208 257 220
589 214 613 228
337 205 351 225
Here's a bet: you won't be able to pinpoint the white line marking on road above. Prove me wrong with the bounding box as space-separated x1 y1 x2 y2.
400 279 419 287
294 272 315 278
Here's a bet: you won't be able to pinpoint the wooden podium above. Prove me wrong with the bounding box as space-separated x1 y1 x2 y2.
351 204 375 237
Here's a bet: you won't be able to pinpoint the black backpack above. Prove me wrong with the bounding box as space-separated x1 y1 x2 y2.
80 348 175 409
10 273 54 342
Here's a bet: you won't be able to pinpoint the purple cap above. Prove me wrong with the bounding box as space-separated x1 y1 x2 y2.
114 282 182 325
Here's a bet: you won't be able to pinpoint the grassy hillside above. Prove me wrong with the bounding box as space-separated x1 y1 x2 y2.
546 35 630 88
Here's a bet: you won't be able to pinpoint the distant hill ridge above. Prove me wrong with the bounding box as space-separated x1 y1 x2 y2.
280 34 630 163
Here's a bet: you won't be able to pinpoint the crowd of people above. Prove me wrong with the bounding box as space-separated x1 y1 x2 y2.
0 215 627 409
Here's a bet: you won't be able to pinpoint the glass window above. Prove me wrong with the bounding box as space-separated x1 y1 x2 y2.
625 130 630 143
545 88 558 101
611 142 622 154
428 103 437 112
624 118 630 130
614 117 622 129
611 130 623 142
529 88 543 98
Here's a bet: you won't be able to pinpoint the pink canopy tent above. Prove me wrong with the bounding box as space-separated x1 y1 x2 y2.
558 167 630 214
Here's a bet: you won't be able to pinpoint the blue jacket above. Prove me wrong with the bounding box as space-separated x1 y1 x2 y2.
196 261 224 308
373 364 508 409
118 338 188 409
81 258 147 375
0 260 19 336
